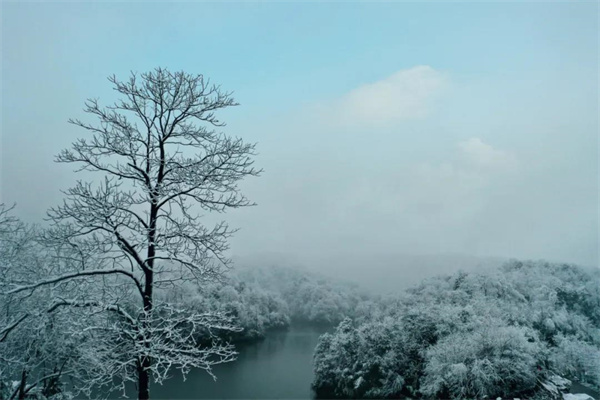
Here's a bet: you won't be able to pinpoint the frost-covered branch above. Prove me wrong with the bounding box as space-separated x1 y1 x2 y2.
21 68 261 399
7 267 143 297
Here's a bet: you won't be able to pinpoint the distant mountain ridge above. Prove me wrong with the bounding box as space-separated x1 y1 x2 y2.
232 251 506 293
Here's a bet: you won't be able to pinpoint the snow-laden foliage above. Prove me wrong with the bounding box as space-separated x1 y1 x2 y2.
2 69 260 399
2 222 370 400
0 206 83 399
313 317 405 399
549 335 600 388
421 326 545 399
234 265 370 325
312 260 600 399
159 275 290 342
161 265 371 342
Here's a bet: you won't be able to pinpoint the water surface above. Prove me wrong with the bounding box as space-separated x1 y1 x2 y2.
150 326 327 399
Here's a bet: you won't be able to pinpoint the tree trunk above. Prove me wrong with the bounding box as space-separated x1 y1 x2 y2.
137 199 157 400
138 295 152 400
138 363 150 400
17 370 27 400
138 285 153 400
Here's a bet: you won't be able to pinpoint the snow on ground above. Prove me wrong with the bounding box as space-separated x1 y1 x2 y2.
563 394 595 400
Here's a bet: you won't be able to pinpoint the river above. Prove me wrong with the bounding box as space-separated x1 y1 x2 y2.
149 326 328 399
108 325 600 400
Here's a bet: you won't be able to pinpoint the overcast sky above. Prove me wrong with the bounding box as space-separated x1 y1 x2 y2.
1 2 598 268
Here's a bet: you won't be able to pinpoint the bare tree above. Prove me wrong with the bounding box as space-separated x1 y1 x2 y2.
6 68 260 399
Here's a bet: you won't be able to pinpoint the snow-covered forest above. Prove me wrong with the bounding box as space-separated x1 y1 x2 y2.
0 199 370 399
2 3 598 398
162 259 600 400
159 263 371 342
2 201 599 400
313 260 600 399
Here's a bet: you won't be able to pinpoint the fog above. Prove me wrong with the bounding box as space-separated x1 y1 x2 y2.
1 3 599 399
2 2 597 286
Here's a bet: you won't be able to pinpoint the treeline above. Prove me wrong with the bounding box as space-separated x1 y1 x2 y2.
3 202 599 400
0 201 368 399
160 264 371 342
312 260 600 399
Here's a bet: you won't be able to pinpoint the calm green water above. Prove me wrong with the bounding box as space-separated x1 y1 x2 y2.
105 326 600 400
149 326 327 399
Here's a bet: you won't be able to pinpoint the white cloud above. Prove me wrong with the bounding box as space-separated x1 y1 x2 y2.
457 137 518 171
326 65 447 127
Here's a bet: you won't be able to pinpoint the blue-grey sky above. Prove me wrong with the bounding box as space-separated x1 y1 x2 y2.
2 1 598 268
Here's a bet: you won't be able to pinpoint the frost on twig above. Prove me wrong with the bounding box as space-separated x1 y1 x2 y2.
1 68 260 399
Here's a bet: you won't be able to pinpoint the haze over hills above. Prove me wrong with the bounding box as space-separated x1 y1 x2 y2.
233 252 506 293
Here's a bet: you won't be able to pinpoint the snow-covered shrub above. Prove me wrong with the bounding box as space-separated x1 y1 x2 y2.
312 318 405 399
310 260 600 399
159 264 374 342
420 325 547 399
549 335 600 389
165 278 291 341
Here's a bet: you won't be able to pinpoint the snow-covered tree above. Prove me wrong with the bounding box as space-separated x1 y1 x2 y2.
312 260 600 399
549 335 600 389
0 206 80 399
420 325 546 399
5 69 260 399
